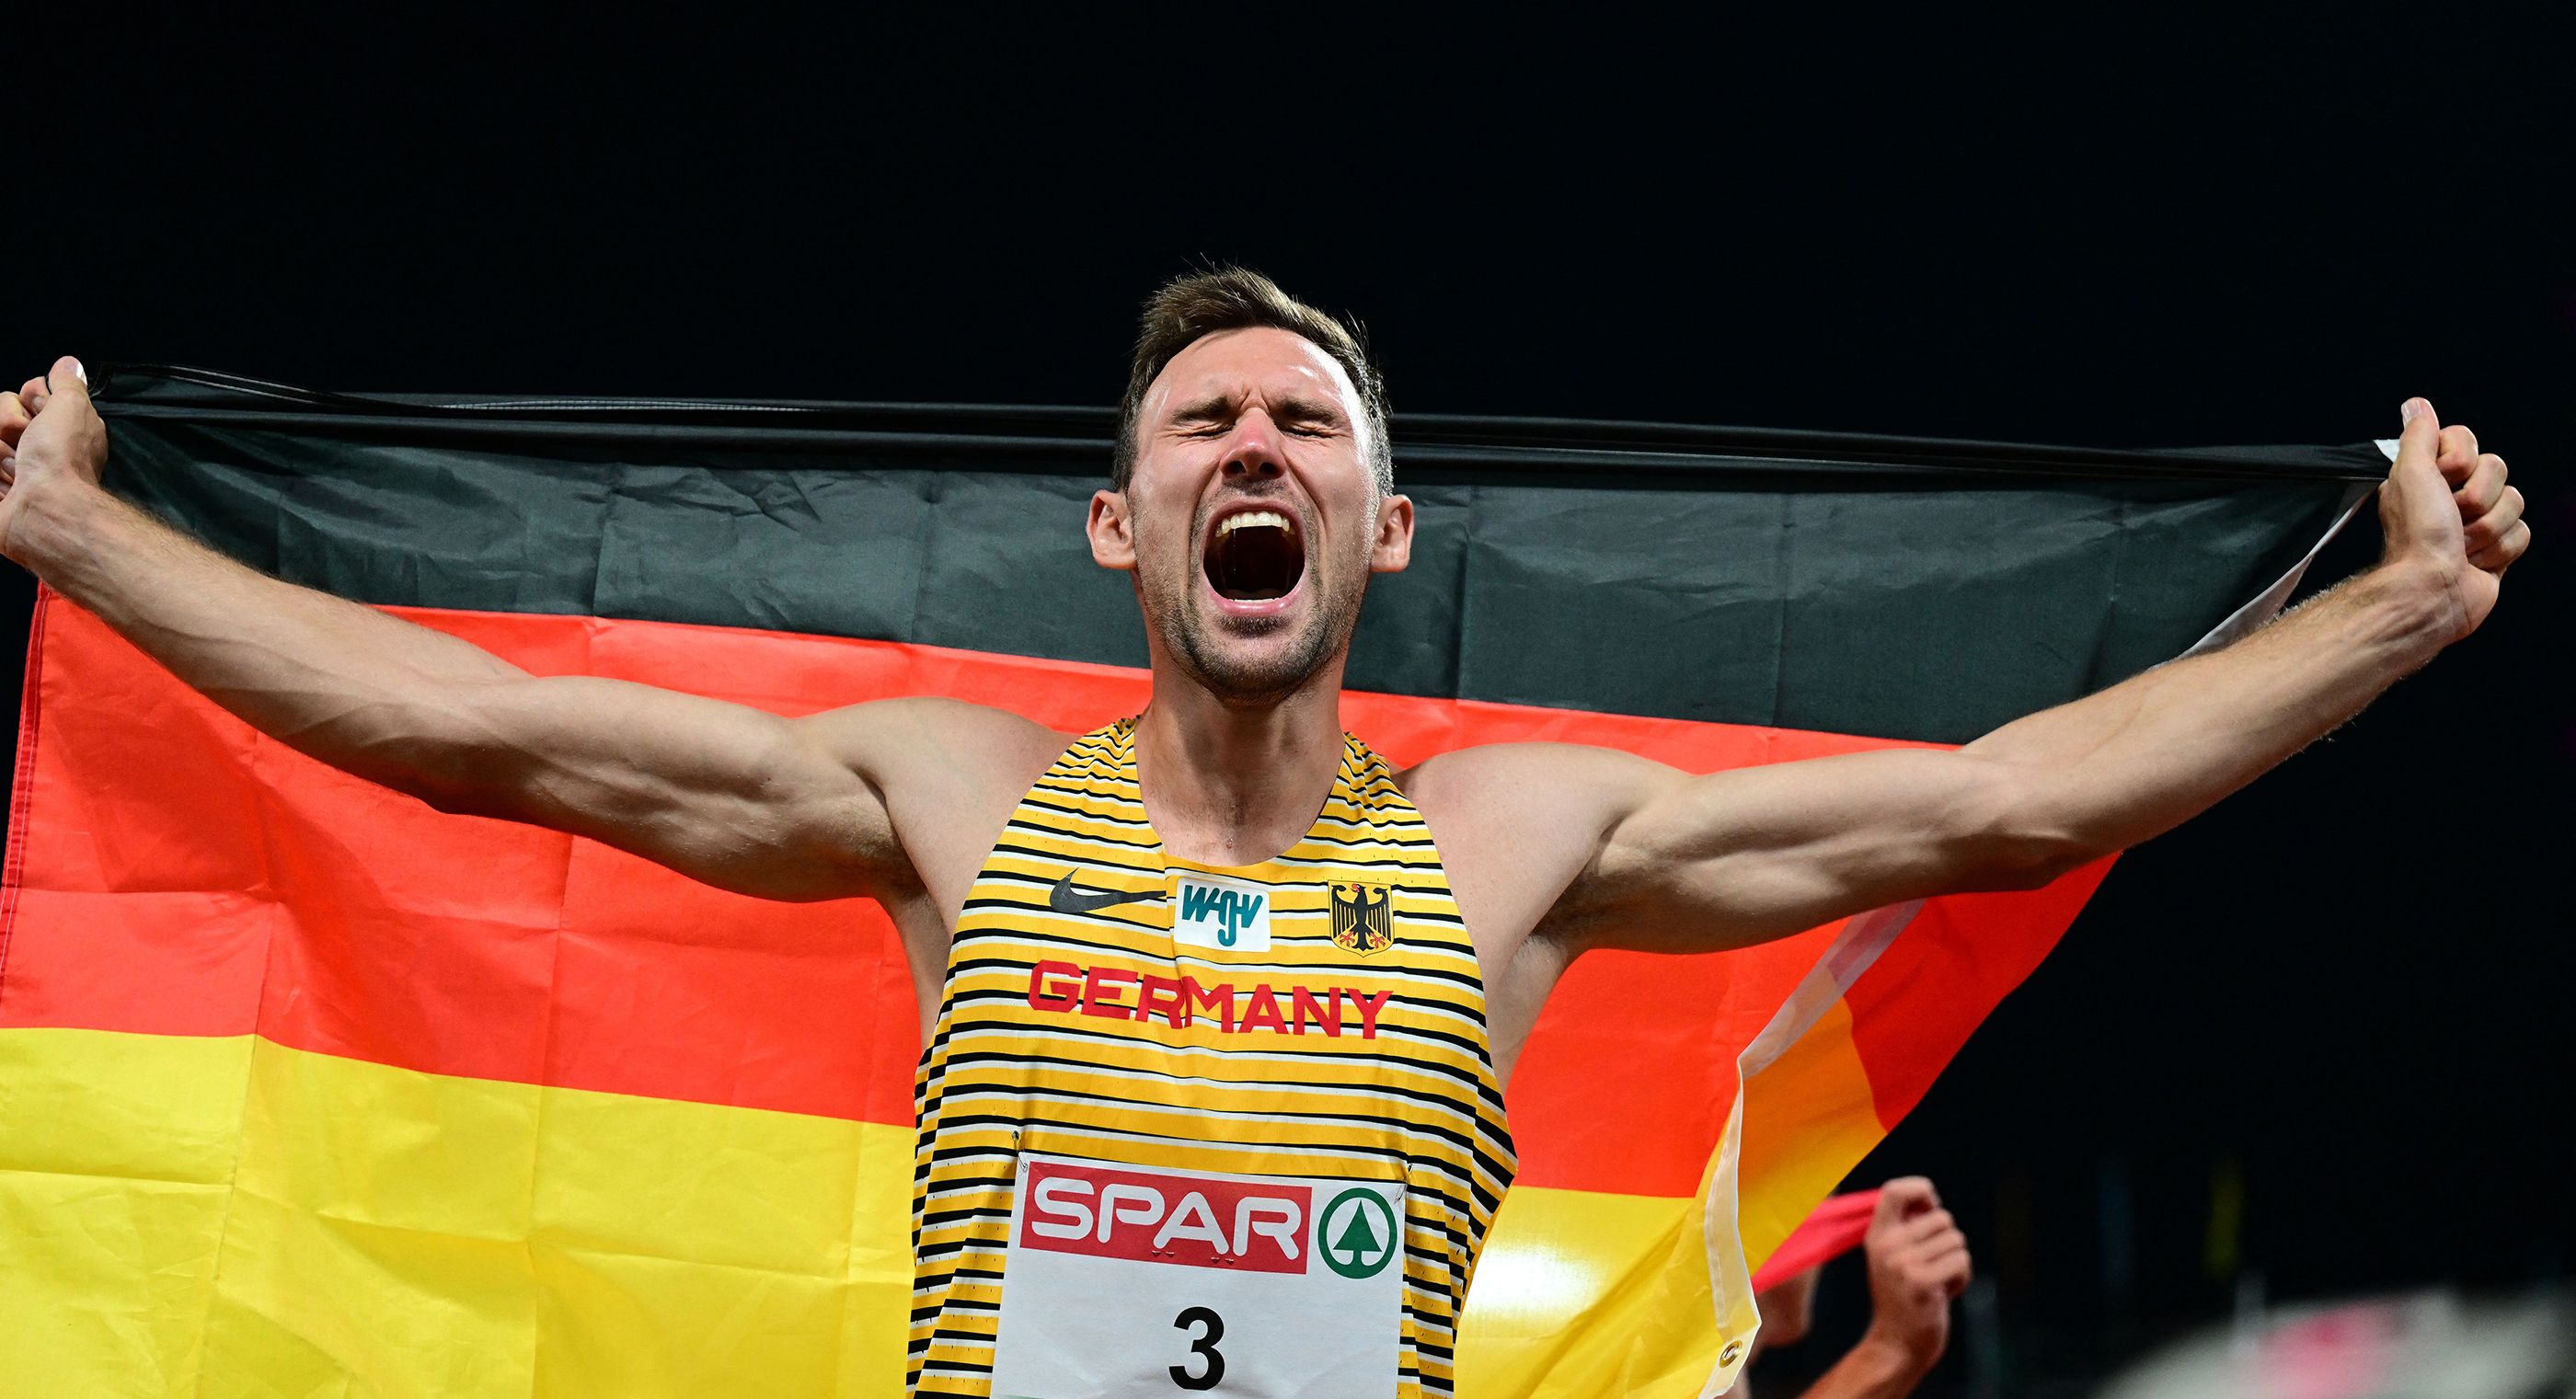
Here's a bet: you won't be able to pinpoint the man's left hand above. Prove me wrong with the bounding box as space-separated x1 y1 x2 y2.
1856 1177 1972 1381
2379 397 2529 644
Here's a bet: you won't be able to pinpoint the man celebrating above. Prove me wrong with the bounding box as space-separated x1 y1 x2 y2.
0 269 2528 1397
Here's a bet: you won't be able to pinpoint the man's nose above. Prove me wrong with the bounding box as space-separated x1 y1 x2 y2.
1222 412 1287 481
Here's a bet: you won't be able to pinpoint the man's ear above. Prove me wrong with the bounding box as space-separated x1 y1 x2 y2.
1088 488 1136 570
1369 492 1415 574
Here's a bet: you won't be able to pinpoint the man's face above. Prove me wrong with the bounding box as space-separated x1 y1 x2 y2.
1089 327 1412 704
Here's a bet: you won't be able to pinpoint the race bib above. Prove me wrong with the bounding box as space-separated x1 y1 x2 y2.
988 1155 1405 1398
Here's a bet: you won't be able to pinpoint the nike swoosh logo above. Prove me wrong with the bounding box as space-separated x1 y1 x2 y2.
1048 871 1166 915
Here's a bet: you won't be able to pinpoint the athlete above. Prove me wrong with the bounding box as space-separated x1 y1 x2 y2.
0 269 2530 1397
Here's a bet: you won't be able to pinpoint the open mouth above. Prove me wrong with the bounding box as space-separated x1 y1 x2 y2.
1202 505 1306 603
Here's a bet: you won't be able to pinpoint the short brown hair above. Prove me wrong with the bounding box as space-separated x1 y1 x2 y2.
1112 267 1392 492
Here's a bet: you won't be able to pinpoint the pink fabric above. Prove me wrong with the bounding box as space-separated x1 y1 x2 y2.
1751 1189 1881 1292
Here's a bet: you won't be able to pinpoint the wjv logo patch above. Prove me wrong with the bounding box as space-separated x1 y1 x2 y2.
1174 872 1272 953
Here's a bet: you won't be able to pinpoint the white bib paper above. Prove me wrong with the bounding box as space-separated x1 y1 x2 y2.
987 1154 1404 1398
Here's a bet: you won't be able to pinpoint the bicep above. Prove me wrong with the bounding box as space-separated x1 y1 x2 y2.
432 675 896 901
1561 745 2054 954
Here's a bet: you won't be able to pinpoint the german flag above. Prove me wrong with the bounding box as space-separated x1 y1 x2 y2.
0 368 2378 1396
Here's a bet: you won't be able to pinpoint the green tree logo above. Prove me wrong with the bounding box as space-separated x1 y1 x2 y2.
1317 1187 1399 1279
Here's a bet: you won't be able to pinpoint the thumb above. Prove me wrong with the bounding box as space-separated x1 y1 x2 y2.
2383 396 2459 541
41 356 90 407
2393 396 2439 475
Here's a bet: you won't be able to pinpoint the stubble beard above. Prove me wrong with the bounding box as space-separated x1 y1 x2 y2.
1146 547 1365 709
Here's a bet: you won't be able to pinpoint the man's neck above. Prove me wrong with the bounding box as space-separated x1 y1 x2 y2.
1134 663 1347 868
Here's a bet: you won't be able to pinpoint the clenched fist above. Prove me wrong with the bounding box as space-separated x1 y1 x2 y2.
2379 396 2529 643
1857 1176 1972 1379
0 355 109 564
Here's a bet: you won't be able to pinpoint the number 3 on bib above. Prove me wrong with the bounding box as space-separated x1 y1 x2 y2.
1169 1306 1225 1390
987 1156 1406 1397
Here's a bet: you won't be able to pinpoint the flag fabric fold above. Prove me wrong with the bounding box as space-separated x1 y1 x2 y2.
0 368 2376 1396
1749 1190 1882 1294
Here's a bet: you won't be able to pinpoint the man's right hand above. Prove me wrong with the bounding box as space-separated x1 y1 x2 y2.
1855 1176 1972 1381
0 352 1060 980
0 355 109 562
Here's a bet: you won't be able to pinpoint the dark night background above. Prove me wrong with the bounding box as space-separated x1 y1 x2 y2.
11 17 2569 1395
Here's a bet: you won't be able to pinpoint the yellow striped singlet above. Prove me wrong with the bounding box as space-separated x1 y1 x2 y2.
908 718 1517 1398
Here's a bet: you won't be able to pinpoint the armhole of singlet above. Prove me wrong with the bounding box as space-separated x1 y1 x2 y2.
938 720 1124 935
1027 719 1137 803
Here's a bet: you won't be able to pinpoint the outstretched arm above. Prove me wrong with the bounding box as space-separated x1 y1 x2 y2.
0 357 1045 905
1478 398 2527 955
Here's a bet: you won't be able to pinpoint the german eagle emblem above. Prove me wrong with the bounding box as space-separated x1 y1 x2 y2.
1328 880 1395 957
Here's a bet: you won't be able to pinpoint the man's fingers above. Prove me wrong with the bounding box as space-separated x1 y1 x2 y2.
1872 1177 1938 1227
2468 519 2530 574
1897 1208 1956 1244
1906 1226 1978 1267
21 360 87 420
1912 1238 1970 1271
1899 1249 1972 1306
2463 486 2524 551
2455 453 2509 520
2436 423 2480 486
1921 1244 1973 1297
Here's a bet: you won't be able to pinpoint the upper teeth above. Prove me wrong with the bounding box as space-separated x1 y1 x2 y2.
1218 510 1293 536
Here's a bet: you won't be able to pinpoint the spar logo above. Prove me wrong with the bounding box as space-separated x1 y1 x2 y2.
1022 1160 1308 1274
1316 1187 1398 1279
1018 1160 1397 1280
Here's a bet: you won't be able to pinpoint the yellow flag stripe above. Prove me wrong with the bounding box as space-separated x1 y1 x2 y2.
0 1023 1870 1397
0 1026 913 1399
1459 1187 1739 1398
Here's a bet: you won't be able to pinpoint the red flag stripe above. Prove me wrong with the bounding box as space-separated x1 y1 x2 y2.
3 592 2096 1196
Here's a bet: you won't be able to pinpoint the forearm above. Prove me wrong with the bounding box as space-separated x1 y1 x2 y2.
1964 560 2455 861
9 479 529 798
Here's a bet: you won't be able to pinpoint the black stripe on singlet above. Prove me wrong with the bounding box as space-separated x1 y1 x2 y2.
1012 792 1154 829
930 1048 1495 1119
983 839 1164 871
1295 829 1442 852
925 1081 1485 1154
997 815 1163 850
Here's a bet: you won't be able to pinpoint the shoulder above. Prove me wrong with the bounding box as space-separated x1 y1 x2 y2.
1391 741 1685 905
1380 741 1685 986
796 698 1085 915
800 694 1065 748
799 696 1072 797
1394 740 1684 826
